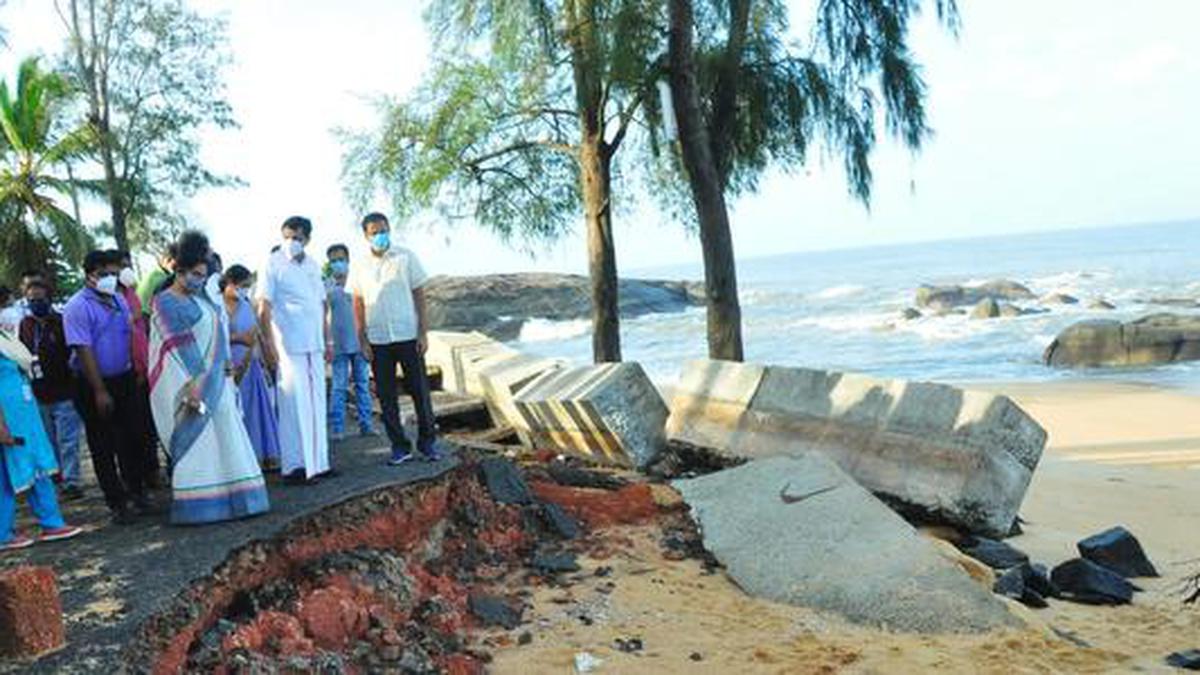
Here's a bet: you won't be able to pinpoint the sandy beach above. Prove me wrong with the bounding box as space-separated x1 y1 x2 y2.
490 379 1200 673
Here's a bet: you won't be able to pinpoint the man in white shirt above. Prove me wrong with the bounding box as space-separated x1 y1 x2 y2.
258 216 333 483
350 212 439 464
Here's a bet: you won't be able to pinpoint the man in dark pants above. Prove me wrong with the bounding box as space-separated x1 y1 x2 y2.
63 250 151 524
350 213 438 464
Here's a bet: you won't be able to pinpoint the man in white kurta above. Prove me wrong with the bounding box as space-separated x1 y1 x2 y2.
258 217 331 481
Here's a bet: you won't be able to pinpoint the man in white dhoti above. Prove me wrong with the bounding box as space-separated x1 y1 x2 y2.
258 216 333 484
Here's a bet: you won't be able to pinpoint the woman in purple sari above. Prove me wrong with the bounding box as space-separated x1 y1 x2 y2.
221 265 280 470
149 233 269 524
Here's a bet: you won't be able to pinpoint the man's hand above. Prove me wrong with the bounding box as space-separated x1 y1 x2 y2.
94 386 115 418
417 333 428 357
361 342 374 363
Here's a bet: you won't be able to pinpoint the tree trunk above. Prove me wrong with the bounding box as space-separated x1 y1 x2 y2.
669 0 745 361
97 120 128 251
567 0 621 363
579 136 622 363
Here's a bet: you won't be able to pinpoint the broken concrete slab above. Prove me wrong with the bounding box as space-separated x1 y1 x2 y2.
425 331 519 396
513 363 667 468
477 353 566 443
673 455 1020 633
665 360 1047 537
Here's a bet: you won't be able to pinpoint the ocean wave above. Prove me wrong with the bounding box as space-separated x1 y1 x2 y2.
788 311 894 333
517 318 592 343
810 284 867 301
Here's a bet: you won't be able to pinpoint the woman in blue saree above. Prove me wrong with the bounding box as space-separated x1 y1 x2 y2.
0 330 82 550
148 232 269 525
220 265 280 470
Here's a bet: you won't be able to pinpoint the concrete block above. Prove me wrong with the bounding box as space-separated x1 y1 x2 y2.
425 331 495 393
666 360 1047 537
477 353 567 442
513 363 667 468
674 455 1020 633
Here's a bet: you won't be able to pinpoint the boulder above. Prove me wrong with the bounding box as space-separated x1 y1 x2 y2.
1042 293 1079 305
1050 559 1134 605
0 566 65 660
998 304 1024 318
673 455 1019 633
900 307 922 321
477 353 566 442
424 273 705 340
970 298 1001 320
993 568 1049 609
1044 314 1200 368
1088 299 1116 311
665 360 1047 537
1077 526 1158 578
513 363 667 468
915 280 1035 312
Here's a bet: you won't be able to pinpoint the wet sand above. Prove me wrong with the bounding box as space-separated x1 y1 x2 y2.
491 380 1200 673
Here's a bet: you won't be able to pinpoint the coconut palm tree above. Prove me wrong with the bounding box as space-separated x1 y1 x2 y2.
0 57 96 289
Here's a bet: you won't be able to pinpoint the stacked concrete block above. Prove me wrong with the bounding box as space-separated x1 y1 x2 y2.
477 353 566 441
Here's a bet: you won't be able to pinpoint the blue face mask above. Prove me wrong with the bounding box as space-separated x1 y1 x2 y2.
330 260 349 275
370 232 391 252
185 274 206 293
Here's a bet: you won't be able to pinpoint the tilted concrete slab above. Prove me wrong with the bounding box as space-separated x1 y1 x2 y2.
513 363 667 468
674 455 1021 633
426 331 497 394
666 360 1047 537
477 353 567 443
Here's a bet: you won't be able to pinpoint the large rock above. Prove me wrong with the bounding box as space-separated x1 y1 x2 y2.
665 360 1047 537
513 363 667 468
915 280 1034 312
1044 314 1200 368
673 455 1019 633
970 298 1000 320
1077 526 1158 578
477 353 566 441
424 273 705 340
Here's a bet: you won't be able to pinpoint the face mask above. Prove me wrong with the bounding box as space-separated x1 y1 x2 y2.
95 275 119 296
119 267 137 289
237 287 251 301
330 260 349 275
282 238 304 260
29 299 51 317
185 274 206 293
370 232 391 253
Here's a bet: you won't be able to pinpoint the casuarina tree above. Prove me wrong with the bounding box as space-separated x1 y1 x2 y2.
666 0 959 360
343 0 667 363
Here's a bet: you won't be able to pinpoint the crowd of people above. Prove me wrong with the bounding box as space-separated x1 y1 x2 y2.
0 213 439 549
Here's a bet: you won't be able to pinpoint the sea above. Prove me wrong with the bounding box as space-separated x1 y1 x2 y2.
512 219 1200 391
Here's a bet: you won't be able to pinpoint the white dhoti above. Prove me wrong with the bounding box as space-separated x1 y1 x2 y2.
276 349 329 478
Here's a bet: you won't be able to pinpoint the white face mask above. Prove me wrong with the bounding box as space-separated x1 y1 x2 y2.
282 238 304 260
119 267 137 288
95 275 119 296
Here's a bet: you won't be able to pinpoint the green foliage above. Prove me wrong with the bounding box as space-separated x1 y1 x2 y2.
344 0 668 247
0 57 95 289
670 0 960 204
58 0 241 252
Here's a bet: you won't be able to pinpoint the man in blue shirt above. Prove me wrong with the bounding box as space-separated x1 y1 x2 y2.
326 244 374 440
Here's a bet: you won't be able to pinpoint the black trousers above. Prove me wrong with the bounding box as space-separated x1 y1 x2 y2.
369 340 436 451
74 371 148 510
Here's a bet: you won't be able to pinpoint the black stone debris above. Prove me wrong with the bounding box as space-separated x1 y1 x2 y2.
539 502 580 540
961 537 1030 570
532 550 581 575
1166 649 1200 670
993 566 1049 609
1078 526 1158 578
468 594 523 629
1050 558 1134 605
479 457 533 505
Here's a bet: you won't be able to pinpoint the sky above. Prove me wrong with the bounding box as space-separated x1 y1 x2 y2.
1 0 1198 277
